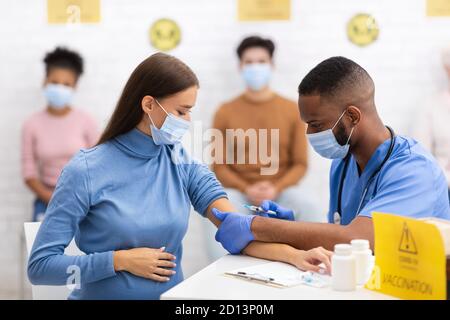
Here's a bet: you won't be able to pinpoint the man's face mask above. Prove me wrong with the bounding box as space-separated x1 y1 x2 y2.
148 100 190 145
306 110 355 159
241 63 272 91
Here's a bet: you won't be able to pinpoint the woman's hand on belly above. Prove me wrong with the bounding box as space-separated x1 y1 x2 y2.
113 247 177 282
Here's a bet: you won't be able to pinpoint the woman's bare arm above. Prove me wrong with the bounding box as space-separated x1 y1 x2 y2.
204 198 332 273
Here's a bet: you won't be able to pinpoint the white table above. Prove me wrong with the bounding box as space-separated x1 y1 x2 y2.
161 255 395 300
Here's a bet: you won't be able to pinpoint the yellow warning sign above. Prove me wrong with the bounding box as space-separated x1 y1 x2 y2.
368 212 447 300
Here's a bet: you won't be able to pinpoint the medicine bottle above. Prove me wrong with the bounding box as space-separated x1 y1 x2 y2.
351 239 373 286
331 244 356 291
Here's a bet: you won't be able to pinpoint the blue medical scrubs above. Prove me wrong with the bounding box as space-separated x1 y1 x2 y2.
27 128 227 299
328 136 450 225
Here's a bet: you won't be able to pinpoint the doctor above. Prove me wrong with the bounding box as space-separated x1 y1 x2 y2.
212 56 450 254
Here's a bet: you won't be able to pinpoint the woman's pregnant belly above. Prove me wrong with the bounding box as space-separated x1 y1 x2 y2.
68 266 184 300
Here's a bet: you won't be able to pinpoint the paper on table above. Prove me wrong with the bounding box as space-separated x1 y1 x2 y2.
224 261 330 288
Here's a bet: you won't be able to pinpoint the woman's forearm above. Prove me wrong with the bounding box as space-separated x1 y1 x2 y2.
204 198 333 273
205 198 299 265
113 250 127 271
243 242 333 274
242 241 298 266
206 197 300 265
205 197 236 227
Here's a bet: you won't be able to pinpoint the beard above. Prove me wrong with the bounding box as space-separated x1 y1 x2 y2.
334 121 351 146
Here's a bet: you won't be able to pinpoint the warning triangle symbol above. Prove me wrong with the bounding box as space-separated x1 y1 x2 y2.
398 222 418 254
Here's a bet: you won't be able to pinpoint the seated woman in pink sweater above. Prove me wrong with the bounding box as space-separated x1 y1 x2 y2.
21 47 99 221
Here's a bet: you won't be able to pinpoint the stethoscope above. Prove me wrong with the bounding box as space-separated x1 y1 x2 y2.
333 126 396 225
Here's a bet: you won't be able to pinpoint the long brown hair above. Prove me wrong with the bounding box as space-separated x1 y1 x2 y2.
97 52 199 145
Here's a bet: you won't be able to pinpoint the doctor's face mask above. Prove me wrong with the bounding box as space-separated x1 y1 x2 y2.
306 109 355 159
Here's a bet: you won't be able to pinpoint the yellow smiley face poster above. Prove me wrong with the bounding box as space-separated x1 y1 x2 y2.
347 13 379 47
149 18 181 52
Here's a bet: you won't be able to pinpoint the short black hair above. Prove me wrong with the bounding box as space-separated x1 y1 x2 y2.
43 46 84 78
236 36 275 59
298 56 373 99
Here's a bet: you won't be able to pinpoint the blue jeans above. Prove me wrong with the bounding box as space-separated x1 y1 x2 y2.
33 198 48 222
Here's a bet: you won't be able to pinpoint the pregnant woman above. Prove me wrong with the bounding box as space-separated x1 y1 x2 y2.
28 53 332 299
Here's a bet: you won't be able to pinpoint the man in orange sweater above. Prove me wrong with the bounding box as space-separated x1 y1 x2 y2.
213 36 309 215
205 36 310 259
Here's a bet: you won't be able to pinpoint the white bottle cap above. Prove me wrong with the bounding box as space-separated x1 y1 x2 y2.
350 239 370 251
334 244 352 256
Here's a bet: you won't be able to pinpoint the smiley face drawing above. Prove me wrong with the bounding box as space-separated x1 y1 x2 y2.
149 18 181 51
347 13 379 47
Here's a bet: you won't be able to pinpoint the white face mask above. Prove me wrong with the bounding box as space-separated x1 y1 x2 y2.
148 100 191 145
44 83 74 109
241 63 272 91
306 110 355 159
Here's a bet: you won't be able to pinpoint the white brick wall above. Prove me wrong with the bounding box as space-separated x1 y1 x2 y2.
0 0 449 298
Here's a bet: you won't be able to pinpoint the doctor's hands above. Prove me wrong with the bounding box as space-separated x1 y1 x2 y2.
212 208 256 254
211 201 294 255
113 247 177 282
260 200 295 221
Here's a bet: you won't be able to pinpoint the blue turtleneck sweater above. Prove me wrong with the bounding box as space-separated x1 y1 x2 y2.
27 128 227 299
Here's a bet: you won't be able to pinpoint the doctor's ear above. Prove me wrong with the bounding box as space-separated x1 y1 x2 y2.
346 106 361 125
141 95 156 114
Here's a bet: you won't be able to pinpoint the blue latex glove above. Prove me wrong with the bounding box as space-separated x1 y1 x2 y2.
260 200 295 221
212 208 256 255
